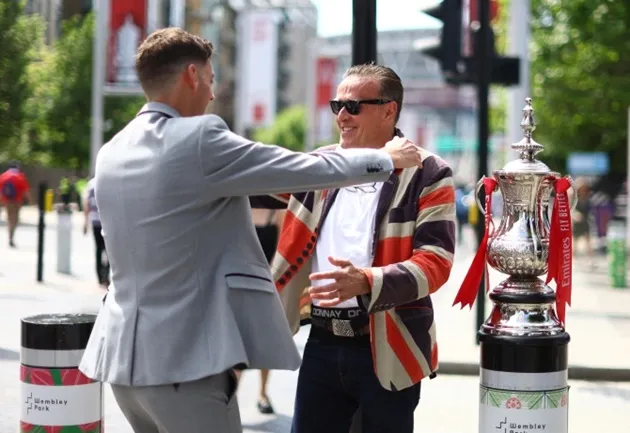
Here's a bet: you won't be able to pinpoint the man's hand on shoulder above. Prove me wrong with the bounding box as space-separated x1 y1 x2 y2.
382 137 423 169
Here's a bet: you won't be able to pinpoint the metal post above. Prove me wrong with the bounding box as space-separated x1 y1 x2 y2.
56 207 73 275
36 183 46 283
474 0 491 342
506 0 531 147
89 0 109 176
351 0 377 65
349 4 377 431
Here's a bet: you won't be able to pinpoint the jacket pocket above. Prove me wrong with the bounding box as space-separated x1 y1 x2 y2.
225 272 274 293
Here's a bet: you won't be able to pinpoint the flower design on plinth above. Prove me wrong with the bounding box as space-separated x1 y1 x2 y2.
506 397 522 409
21 366 94 386
20 423 101 433
560 394 568 407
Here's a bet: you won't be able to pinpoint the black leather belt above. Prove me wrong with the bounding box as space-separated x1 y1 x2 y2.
310 306 370 338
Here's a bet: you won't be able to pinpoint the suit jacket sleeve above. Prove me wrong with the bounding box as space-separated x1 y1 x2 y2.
198 115 394 197
359 163 457 313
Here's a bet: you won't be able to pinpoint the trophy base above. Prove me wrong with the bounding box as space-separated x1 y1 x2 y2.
481 276 565 337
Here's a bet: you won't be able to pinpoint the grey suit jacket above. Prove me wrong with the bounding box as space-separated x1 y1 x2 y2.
78 102 394 386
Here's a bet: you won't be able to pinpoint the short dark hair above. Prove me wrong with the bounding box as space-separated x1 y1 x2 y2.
135 27 214 94
343 64 404 122
7 160 20 170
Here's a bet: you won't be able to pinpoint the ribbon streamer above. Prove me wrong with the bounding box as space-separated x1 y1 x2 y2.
453 177 497 309
545 177 573 325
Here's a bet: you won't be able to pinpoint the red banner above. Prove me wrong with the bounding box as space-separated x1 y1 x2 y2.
545 177 573 325
107 0 148 84
316 58 337 107
453 177 497 309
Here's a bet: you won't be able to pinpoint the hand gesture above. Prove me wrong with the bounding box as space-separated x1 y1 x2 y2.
308 257 370 308
382 137 423 169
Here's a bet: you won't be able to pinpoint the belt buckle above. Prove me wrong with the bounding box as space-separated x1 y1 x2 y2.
331 318 356 337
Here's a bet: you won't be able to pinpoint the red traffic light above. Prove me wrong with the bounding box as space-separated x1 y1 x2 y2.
470 0 499 23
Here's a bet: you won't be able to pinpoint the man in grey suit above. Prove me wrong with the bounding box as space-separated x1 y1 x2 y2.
78 28 422 433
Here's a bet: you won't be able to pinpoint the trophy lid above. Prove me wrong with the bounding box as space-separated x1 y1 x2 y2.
501 98 551 173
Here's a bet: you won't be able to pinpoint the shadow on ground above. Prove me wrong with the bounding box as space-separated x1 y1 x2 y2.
0 348 19 361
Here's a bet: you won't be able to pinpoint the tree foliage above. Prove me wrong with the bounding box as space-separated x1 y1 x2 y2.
5 12 144 170
253 106 307 151
30 13 144 170
0 0 44 157
530 0 630 175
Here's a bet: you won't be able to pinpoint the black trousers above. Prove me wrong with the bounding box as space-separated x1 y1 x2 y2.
92 224 109 285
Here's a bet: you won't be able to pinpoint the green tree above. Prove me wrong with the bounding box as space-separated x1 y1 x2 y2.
28 13 143 170
253 105 307 151
0 0 44 157
530 0 630 175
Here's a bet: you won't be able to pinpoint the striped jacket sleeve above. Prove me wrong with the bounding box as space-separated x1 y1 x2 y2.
359 162 456 313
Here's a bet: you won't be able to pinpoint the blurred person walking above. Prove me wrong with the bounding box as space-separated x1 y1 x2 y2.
0 161 31 248
83 177 109 288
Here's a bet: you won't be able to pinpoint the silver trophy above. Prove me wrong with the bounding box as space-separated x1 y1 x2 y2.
474 98 577 433
476 97 577 337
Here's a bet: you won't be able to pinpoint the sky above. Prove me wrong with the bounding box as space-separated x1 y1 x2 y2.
311 0 441 37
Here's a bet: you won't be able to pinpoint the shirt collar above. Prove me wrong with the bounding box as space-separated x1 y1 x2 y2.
137 102 181 118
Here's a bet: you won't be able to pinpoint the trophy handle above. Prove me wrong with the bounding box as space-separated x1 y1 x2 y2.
474 177 496 215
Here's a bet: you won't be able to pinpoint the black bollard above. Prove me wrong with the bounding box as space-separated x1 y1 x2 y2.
20 313 102 431
36 182 46 282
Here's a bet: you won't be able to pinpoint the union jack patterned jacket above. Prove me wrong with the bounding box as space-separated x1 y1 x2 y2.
253 148 456 391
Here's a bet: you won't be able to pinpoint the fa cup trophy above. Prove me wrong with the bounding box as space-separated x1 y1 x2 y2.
454 98 577 433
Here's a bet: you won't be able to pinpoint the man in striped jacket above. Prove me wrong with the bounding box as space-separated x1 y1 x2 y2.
254 64 456 433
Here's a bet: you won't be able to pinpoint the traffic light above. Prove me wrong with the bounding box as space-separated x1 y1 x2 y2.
420 0 463 84
276 13 291 113
462 26 520 86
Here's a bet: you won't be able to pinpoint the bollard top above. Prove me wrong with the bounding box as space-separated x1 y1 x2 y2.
21 313 96 351
22 313 96 325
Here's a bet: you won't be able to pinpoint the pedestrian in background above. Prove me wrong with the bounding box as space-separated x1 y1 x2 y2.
83 177 109 288
0 161 31 248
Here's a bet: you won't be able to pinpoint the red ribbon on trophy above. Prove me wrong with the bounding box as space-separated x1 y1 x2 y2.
545 177 573 325
453 177 497 309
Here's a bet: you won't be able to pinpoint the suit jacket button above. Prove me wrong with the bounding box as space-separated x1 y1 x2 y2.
297 257 304 264
306 243 313 249
302 250 309 258
284 271 292 279
279 278 286 285
290 265 298 271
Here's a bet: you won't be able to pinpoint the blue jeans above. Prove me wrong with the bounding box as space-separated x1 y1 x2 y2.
291 332 421 433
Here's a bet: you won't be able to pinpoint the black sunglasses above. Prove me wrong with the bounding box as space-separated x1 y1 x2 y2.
329 99 392 115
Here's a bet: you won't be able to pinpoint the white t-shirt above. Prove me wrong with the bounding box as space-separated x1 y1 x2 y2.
311 181 384 308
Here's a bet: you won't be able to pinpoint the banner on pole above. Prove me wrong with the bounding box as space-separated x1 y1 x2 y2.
106 0 147 90
314 57 337 145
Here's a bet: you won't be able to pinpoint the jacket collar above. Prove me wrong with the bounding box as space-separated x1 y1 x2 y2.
137 102 181 119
